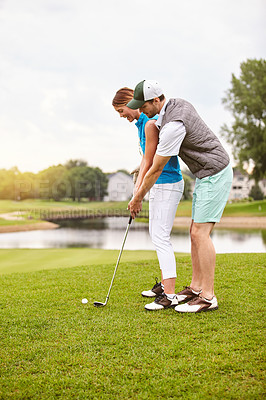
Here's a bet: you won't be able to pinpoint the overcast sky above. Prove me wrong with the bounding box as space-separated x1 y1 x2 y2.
0 0 265 174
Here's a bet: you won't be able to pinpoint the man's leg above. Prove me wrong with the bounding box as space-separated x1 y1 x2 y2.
176 165 233 312
190 221 215 299
189 220 202 292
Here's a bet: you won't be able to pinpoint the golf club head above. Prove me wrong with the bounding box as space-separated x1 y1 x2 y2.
93 301 106 307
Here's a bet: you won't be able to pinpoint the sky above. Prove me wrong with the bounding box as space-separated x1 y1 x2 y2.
0 0 265 174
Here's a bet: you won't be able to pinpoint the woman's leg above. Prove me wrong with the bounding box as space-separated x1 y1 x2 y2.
149 181 184 295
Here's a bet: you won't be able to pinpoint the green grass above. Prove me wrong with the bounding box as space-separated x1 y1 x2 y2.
0 217 43 227
0 251 265 399
0 249 158 275
0 199 265 221
0 199 138 213
223 200 266 216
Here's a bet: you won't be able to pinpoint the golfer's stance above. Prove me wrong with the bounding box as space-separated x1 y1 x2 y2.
112 87 184 311
127 80 233 313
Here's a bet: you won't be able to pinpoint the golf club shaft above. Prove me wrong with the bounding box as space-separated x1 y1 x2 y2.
104 215 132 303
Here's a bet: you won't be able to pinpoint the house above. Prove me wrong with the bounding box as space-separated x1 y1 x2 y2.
259 179 266 197
104 172 134 201
104 169 265 203
228 169 251 200
228 169 266 201
183 168 265 201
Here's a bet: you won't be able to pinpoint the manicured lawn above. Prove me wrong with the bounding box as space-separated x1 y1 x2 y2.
0 199 265 220
223 200 266 216
0 199 137 214
0 217 43 227
0 251 265 399
0 249 158 275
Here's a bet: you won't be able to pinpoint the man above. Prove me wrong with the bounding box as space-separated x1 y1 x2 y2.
127 80 233 313
112 86 184 311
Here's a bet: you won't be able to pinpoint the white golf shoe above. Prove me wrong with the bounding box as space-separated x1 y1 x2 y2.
141 279 164 298
176 286 202 303
175 295 218 313
145 293 178 311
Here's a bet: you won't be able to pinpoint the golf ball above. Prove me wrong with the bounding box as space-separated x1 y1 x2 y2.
82 298 88 304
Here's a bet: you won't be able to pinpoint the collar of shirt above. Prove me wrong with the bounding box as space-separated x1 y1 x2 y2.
135 112 146 128
155 99 168 129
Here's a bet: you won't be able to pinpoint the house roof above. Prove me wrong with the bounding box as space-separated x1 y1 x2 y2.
233 168 249 177
107 171 133 181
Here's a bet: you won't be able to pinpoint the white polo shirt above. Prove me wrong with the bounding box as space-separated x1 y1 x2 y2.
155 100 186 157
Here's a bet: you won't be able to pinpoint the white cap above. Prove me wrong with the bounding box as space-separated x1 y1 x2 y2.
127 80 164 109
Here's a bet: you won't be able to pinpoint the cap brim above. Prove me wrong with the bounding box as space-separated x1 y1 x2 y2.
126 98 145 109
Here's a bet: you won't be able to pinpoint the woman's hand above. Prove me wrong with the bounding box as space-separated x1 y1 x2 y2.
128 196 142 219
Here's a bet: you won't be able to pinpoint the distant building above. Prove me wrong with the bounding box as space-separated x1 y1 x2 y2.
228 169 266 200
183 168 265 201
259 179 266 197
228 169 251 200
104 172 134 201
104 169 265 203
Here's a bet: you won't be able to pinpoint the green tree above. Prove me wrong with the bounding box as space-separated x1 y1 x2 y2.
93 167 108 200
16 171 36 200
38 165 69 201
116 169 130 176
66 165 108 201
221 58 266 181
0 168 18 199
65 159 88 169
249 184 264 201
182 173 193 200
0 168 38 200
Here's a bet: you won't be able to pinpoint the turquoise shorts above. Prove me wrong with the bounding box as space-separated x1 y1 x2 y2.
192 164 233 223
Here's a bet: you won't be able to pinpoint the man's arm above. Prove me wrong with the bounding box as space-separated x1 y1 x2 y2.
128 120 186 218
128 154 171 218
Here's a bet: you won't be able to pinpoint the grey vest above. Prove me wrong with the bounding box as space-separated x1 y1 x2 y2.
160 98 230 179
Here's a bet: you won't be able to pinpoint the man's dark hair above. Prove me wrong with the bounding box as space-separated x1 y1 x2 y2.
147 94 165 103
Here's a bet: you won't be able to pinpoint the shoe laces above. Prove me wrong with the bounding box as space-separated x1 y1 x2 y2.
154 294 166 304
188 297 199 305
189 295 211 305
184 285 202 294
152 277 161 290
199 295 213 302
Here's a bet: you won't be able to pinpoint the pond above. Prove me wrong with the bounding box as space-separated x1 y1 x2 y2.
0 217 265 253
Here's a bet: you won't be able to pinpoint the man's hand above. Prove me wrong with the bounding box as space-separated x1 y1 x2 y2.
128 196 142 219
128 154 171 218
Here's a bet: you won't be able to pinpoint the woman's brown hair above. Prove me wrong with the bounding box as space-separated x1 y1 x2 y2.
112 87 134 107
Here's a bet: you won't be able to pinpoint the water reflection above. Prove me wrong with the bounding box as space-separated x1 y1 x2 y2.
0 217 265 253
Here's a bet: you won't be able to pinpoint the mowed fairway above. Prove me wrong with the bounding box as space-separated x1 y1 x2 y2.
0 250 265 399
0 249 158 275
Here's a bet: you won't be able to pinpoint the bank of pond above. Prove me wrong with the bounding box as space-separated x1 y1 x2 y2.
0 217 265 253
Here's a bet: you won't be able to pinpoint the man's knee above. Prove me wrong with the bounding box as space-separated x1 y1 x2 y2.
190 224 200 246
190 222 213 245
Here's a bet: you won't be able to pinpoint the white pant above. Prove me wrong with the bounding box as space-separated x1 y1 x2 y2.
149 180 184 280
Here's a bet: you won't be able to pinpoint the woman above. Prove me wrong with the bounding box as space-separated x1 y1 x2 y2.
112 87 184 311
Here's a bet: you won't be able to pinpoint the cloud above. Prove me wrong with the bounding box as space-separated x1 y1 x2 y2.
0 0 265 173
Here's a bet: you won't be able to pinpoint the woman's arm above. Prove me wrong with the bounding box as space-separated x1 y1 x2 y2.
133 156 145 195
134 120 159 194
128 154 171 218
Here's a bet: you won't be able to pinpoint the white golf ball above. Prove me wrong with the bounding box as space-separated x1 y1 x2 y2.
82 298 88 304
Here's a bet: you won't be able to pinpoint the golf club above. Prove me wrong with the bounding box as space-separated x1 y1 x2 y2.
94 215 133 307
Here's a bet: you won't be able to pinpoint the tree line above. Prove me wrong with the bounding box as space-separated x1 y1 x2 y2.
0 160 108 202
1 58 265 202
221 58 266 181
0 161 194 202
